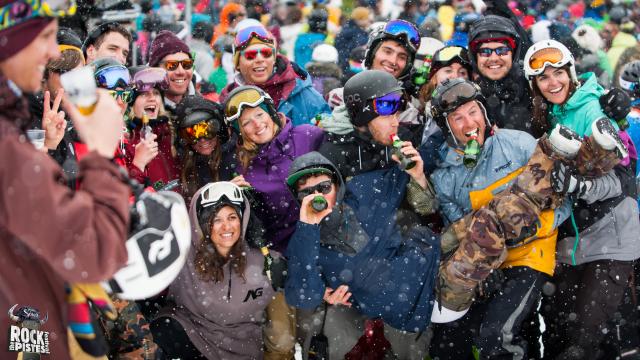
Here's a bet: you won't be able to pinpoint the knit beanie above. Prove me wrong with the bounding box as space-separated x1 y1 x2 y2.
148 30 191 67
0 0 53 62
233 36 274 69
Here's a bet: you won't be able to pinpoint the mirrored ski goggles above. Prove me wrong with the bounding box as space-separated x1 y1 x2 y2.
381 20 421 52
108 89 133 103
296 180 333 201
179 120 218 143
433 46 469 65
433 81 479 113
527 47 565 75
0 0 76 30
199 182 244 209
234 25 275 49
133 67 169 92
224 87 266 123
95 65 131 89
162 59 194 71
477 46 512 58
240 46 274 60
372 92 403 116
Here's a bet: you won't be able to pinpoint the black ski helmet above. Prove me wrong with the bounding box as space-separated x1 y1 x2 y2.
468 15 520 69
363 20 420 80
620 60 640 98
308 8 329 33
344 69 404 127
431 78 490 144
175 95 229 144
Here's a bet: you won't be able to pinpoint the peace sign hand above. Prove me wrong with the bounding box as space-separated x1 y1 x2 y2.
42 89 68 150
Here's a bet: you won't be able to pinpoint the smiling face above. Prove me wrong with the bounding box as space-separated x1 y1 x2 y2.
476 42 513 81
371 40 409 79
209 205 241 258
239 106 277 145
192 136 218 156
446 100 487 146
237 44 276 85
366 113 400 146
0 20 59 93
534 66 571 105
163 52 193 102
434 62 470 85
132 89 162 119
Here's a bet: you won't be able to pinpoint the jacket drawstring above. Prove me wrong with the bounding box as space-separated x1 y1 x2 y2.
358 145 362 170
227 264 232 303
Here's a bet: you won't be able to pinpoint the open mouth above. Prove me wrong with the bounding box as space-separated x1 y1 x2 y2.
255 126 267 136
549 86 563 94
172 79 187 86
487 64 503 70
252 66 267 75
144 105 157 115
465 128 479 138
220 232 234 239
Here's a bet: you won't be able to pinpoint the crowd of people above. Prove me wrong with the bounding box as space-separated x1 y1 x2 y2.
2 0 640 359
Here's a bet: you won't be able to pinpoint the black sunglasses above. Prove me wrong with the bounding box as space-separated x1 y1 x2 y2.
296 180 333 201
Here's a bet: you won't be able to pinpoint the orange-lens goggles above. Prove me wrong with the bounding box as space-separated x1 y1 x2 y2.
528 47 564 71
180 121 213 142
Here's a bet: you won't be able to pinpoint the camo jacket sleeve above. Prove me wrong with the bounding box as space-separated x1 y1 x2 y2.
405 177 439 216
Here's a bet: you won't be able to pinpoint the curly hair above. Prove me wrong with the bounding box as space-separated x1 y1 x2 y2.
193 207 247 283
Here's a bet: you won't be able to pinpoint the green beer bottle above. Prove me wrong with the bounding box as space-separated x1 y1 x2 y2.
463 136 480 168
391 134 416 171
311 195 328 212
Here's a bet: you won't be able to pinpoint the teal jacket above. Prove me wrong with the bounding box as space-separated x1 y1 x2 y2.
549 72 615 137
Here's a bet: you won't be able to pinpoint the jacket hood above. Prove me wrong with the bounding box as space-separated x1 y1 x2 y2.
558 72 603 113
286 151 346 205
320 103 355 135
305 61 343 79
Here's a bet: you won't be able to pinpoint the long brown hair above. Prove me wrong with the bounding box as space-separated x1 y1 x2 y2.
530 65 578 137
180 145 223 200
236 110 282 170
193 206 247 283
418 76 439 113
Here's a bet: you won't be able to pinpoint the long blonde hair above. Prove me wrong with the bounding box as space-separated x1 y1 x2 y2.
236 109 282 170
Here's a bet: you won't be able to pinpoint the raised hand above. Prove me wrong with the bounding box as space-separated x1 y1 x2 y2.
42 89 68 150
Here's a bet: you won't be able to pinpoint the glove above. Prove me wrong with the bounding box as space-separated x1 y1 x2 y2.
600 88 631 129
480 268 505 298
551 161 589 196
270 256 287 291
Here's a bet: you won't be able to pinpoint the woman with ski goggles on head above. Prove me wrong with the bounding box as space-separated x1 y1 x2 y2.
219 24 330 127
524 39 640 359
122 66 180 190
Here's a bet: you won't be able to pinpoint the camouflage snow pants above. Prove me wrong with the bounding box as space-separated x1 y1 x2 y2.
437 133 622 311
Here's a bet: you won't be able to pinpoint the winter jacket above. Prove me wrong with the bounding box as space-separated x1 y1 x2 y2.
285 153 440 332
189 38 215 82
334 20 369 73
306 61 343 99
431 129 571 276
548 73 640 265
240 119 325 253
124 116 179 189
160 185 276 360
220 55 331 127
607 32 638 71
294 32 328 69
0 74 130 358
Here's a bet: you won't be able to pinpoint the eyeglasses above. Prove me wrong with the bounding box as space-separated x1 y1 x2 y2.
372 92 403 116
296 180 333 201
108 89 133 103
95 65 131 89
234 25 274 49
240 47 274 61
477 46 512 58
381 20 421 52
162 59 194 71
224 86 269 123
527 47 564 73
0 0 77 31
133 67 169 92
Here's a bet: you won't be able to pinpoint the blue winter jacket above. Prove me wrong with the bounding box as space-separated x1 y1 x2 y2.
294 32 327 69
278 72 331 127
285 165 440 332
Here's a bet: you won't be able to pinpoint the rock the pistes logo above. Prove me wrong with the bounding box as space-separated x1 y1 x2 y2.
7 304 50 358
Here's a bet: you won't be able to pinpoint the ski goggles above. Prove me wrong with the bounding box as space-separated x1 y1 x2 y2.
161 59 194 71
95 65 131 89
527 47 565 75
133 67 169 92
295 180 333 202
372 92 404 116
234 25 275 50
224 87 268 123
179 111 222 142
477 46 512 58
433 81 480 114
199 182 244 210
433 46 469 66
108 89 133 103
380 20 421 52
239 46 274 61
0 0 76 30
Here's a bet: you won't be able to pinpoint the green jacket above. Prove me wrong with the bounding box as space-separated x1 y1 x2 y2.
549 72 613 137
607 32 638 70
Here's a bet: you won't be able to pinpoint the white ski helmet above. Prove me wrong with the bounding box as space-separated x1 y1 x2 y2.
523 39 578 87
414 37 445 68
105 191 191 300
311 44 339 63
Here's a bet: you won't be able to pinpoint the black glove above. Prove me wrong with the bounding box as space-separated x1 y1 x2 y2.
270 256 287 291
600 88 631 129
551 161 587 196
480 268 505 298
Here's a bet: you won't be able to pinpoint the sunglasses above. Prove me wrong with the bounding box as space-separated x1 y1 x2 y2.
527 47 565 74
162 59 194 71
372 92 403 116
296 180 333 202
381 20 421 52
95 65 131 89
0 0 76 30
234 25 274 49
240 47 274 61
477 46 512 58
108 89 133 103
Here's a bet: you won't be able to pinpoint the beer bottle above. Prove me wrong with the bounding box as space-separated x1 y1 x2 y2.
141 114 153 140
390 134 416 170
261 246 273 281
311 195 328 212
463 136 480 168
